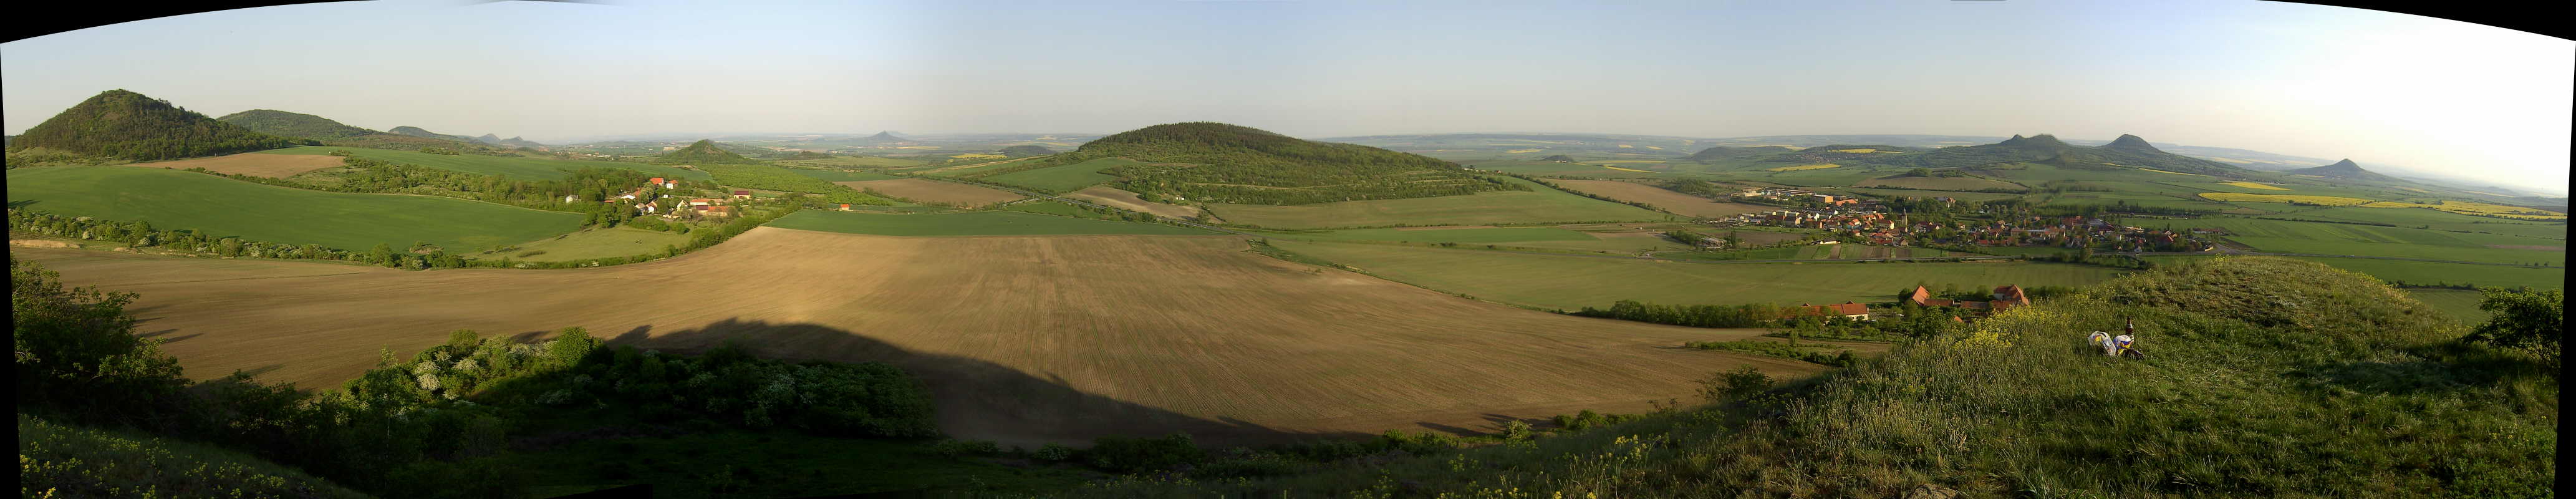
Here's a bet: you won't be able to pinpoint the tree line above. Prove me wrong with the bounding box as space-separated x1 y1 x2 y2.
7 201 801 270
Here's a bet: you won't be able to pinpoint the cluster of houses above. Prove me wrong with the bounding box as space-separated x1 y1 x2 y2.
1713 205 2213 252
1735 188 1874 208
1939 216 2212 252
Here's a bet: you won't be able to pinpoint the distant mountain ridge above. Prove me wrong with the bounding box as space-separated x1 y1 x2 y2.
7 89 304 160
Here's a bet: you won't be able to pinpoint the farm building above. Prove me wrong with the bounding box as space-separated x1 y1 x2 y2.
1908 285 2027 313
1789 303 1871 321
731 190 753 199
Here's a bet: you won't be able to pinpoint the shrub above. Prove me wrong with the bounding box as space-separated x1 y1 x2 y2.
1697 367 1773 404
1084 432 1203 472
930 439 1000 458
1499 420 1535 440
1034 443 1074 462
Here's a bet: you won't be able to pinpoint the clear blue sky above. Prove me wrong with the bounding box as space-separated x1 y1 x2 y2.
4 0 2567 190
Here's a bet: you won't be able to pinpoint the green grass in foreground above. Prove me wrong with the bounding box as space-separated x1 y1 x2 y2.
767 210 1219 236
6 166 584 251
1072 257 2555 497
490 225 690 261
496 430 1088 497
20 414 370 498
260 146 708 180
1273 240 2125 310
1208 176 1672 229
982 157 1136 192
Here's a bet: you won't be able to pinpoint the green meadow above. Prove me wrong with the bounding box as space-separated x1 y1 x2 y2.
981 157 1135 192
766 210 1220 236
785 168 902 182
1272 240 2127 310
1208 176 1672 229
7 166 583 251
260 146 708 180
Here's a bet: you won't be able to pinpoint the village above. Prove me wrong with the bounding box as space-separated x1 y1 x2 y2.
1709 187 2217 253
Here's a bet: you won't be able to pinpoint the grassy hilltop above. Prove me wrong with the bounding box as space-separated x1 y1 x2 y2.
970 122 1517 204
1075 256 2557 497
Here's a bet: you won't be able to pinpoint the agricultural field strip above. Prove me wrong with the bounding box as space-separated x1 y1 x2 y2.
15 230 1821 447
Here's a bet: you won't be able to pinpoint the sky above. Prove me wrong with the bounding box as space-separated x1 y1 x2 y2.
4 0 2568 191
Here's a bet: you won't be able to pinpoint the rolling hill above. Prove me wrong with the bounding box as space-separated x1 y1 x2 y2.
2283 158 2403 183
1046 122 1509 205
6 89 306 160
387 125 481 143
215 109 501 152
998 145 1055 157
214 109 380 140
658 139 757 164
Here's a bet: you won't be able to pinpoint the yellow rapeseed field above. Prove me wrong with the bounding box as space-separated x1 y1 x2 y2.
1505 149 1544 153
949 153 1007 159
1765 163 1844 172
2137 168 2206 176
896 146 940 150
1829 148 1878 153
1616 144 1634 148
1603 166 1656 173
2219 181 2291 191
1593 160 1667 164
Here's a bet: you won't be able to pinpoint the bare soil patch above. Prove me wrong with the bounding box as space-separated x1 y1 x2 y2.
1063 185 1205 219
1548 179 1771 218
17 229 1818 447
133 153 345 178
839 178 1026 207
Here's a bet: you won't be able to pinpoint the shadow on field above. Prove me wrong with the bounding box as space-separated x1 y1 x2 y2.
507 318 1377 447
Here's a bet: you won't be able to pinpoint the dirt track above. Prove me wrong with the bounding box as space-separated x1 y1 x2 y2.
132 153 345 178
16 228 1818 446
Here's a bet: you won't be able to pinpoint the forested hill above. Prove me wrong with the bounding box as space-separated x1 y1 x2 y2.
216 109 380 140
1860 133 2252 177
2285 159 2403 183
658 139 756 164
387 126 483 143
1063 122 1512 205
7 89 306 160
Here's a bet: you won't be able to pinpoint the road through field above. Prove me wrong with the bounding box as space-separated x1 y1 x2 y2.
16 228 1811 447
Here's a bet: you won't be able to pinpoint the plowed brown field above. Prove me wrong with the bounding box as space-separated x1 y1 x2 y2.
16 228 1817 445
1548 179 1771 218
837 178 1026 206
134 153 346 178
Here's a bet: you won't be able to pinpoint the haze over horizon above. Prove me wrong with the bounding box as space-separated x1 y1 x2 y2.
3 0 2567 193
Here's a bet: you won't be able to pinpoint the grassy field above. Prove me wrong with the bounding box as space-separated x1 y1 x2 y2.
1854 176 2024 191
786 168 902 182
15 228 1830 447
2139 254 2562 290
1545 179 1770 218
260 146 708 180
7 166 583 251
2402 288 2494 324
766 210 1217 236
488 225 689 261
776 156 927 168
837 179 1025 207
1763 163 1842 172
497 429 1089 497
2219 181 2291 191
1273 240 2127 310
2147 217 2565 265
982 157 1136 192
20 414 370 498
1208 176 1672 229
1260 226 1599 245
